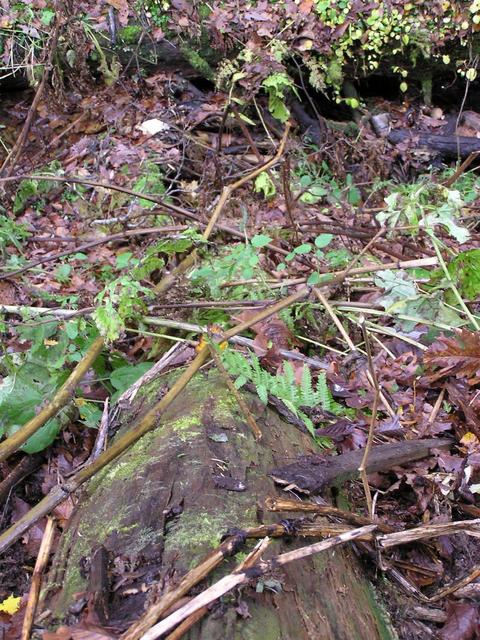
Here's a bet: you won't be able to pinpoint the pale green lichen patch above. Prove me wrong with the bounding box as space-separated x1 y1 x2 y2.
164 497 258 567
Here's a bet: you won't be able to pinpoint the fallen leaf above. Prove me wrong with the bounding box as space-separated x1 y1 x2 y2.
424 330 480 384
439 600 479 640
0 595 21 615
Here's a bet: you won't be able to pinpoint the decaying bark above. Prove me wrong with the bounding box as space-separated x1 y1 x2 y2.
387 128 480 158
42 371 394 639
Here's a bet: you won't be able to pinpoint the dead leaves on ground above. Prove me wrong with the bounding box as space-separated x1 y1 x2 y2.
424 330 480 384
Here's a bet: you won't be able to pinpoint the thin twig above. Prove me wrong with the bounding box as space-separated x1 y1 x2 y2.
442 151 480 188
428 565 480 603
264 496 396 533
358 317 381 517
0 226 186 280
314 289 357 351
20 517 56 640
208 344 262 440
83 398 109 466
427 388 445 425
378 518 480 550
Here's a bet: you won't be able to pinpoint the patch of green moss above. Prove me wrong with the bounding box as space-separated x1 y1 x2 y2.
180 45 214 80
165 501 257 565
363 582 398 640
240 606 282 640
119 25 143 44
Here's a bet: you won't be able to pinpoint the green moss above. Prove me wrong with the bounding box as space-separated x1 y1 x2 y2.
119 25 143 44
363 582 398 640
240 606 282 640
180 45 214 80
167 408 204 442
165 501 257 565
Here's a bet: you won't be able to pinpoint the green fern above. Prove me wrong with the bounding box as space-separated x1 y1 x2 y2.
221 349 342 438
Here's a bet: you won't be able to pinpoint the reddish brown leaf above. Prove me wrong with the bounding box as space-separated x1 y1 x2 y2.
424 330 480 384
439 600 480 640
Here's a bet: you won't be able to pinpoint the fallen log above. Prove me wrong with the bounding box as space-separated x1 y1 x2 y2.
387 128 480 158
41 371 394 639
270 438 453 495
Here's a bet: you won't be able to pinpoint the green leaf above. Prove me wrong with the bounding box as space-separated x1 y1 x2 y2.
325 248 351 267
77 400 103 429
389 294 466 331
0 363 66 453
19 418 62 454
65 320 79 340
294 243 313 255
40 8 55 25
251 234 272 248
307 272 322 285
300 183 328 204
55 263 72 283
447 249 480 300
116 252 133 269
374 269 417 308
254 172 276 198
314 234 333 248
110 362 154 399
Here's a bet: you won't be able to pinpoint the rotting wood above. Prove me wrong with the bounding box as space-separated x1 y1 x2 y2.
41 371 394 640
142 526 377 640
387 128 480 158
270 437 453 495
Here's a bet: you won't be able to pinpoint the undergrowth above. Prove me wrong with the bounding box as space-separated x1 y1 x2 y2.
222 349 342 440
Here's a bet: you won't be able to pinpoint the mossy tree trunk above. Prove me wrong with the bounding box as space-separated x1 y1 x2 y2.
43 371 394 639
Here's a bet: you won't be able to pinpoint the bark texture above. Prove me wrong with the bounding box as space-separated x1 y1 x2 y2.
43 371 393 640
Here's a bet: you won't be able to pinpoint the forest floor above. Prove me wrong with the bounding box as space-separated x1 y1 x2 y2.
1 62 480 640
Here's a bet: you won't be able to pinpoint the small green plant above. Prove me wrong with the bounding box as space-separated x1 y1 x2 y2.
0 217 31 256
93 275 152 341
13 164 62 214
294 159 361 206
261 72 295 123
190 234 272 299
276 233 351 283
0 317 98 453
377 181 470 243
221 348 342 440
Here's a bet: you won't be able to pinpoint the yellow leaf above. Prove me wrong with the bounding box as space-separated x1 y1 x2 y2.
0 594 21 615
460 432 479 446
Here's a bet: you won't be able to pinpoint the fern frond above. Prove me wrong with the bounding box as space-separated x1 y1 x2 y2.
220 350 343 429
315 371 333 411
300 365 315 406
